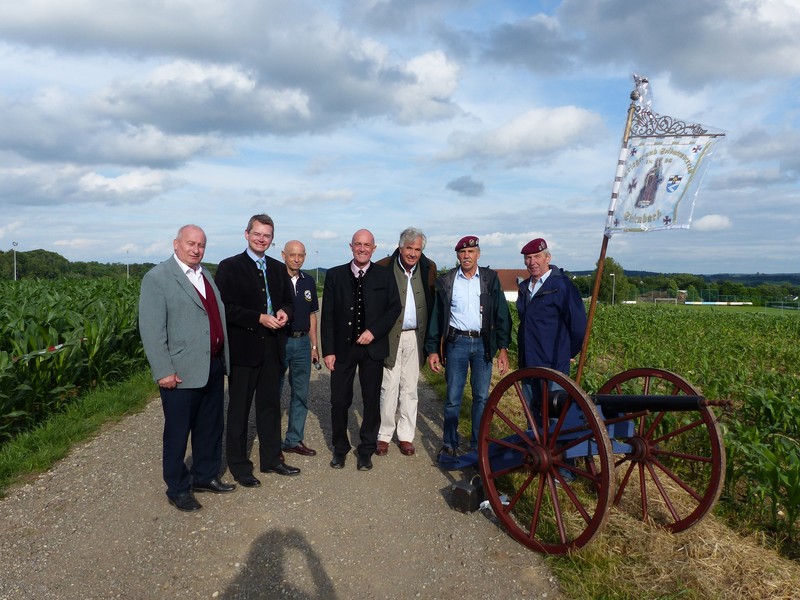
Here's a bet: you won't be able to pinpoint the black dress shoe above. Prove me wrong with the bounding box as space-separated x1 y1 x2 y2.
283 441 317 456
261 462 301 476
357 455 373 471
192 478 236 494
168 492 202 512
330 453 346 469
235 474 262 488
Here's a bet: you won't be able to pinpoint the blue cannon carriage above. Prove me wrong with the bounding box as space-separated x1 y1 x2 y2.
441 366 729 555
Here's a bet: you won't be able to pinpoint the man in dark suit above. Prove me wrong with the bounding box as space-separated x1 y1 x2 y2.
139 224 236 512
215 214 298 489
321 229 401 471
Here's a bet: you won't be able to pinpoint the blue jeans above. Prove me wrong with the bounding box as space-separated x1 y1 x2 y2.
443 335 493 451
279 335 312 448
522 378 565 421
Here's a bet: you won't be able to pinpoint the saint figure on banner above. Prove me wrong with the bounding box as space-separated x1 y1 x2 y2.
635 157 664 208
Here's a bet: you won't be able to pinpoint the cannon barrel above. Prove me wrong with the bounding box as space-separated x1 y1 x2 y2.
548 391 731 413
591 393 707 412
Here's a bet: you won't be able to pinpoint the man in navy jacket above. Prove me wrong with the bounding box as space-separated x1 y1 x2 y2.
516 237 586 376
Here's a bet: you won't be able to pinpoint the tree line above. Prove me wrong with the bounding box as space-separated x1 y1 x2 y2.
2 249 798 306
0 249 156 280
570 257 800 306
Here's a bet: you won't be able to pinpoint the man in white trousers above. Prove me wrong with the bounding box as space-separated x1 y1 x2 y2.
375 228 437 456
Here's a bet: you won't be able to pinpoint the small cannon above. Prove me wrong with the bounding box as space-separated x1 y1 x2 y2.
447 366 730 555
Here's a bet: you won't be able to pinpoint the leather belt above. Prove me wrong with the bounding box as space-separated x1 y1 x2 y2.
289 331 308 338
401 327 417 332
452 328 481 338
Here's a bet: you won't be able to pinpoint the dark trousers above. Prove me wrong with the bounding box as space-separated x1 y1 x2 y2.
329 344 382 458
226 336 283 478
160 355 224 498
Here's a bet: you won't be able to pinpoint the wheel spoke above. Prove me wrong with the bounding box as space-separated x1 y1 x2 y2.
650 456 704 502
478 367 614 554
651 416 705 445
502 470 536 514
644 460 681 522
489 405 537 447
598 368 726 533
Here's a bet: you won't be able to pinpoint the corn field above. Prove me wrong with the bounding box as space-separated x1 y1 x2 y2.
0 279 146 443
3 280 798 549
571 304 800 548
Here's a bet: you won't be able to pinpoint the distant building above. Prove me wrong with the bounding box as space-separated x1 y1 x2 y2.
495 269 530 302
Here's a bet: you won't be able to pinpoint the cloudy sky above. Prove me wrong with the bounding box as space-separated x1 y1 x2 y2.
0 0 798 275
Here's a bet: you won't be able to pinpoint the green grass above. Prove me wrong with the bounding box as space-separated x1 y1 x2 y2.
656 302 798 316
422 302 800 598
0 370 157 496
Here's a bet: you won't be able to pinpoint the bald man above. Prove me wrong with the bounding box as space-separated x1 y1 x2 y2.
139 225 235 511
321 229 401 471
279 240 320 457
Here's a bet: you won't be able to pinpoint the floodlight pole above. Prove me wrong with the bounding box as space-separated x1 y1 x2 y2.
315 250 319 284
126 250 131 280
610 273 616 305
12 241 18 281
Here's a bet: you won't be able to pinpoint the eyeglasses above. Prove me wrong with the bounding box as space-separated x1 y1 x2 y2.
249 232 273 240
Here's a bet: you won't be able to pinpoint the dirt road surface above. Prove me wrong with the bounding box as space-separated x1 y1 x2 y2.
0 369 562 599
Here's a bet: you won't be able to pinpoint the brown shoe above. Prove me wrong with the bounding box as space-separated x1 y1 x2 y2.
283 441 317 456
376 441 389 456
398 441 415 456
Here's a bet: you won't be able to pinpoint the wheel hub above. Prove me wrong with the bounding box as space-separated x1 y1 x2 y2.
523 445 553 473
627 435 651 462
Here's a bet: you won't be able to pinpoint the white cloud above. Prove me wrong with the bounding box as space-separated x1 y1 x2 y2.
312 230 339 240
78 170 177 201
0 220 24 240
394 50 460 123
0 1 796 274
95 61 313 134
440 106 605 165
693 215 732 231
53 238 100 249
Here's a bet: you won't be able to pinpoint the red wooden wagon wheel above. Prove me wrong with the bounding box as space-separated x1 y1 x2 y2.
477 367 615 554
597 368 726 532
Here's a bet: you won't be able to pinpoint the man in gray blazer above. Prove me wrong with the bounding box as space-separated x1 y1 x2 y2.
139 224 236 512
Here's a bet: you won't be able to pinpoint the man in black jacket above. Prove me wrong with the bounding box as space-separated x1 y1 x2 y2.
215 214 298 489
321 229 401 471
425 235 511 458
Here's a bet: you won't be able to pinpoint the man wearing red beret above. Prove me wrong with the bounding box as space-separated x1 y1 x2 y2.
425 235 511 460
517 238 586 482
516 237 586 377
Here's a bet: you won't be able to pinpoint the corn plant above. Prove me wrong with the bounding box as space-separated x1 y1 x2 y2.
0 278 147 443
509 303 800 548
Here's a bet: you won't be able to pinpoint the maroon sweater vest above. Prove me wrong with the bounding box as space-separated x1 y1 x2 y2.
196 274 225 357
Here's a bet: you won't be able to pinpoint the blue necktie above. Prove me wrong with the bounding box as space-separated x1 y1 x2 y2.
256 258 273 315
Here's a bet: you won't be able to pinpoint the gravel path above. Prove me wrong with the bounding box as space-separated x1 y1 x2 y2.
0 369 562 600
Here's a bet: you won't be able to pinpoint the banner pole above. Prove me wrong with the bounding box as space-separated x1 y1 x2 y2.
575 85 640 387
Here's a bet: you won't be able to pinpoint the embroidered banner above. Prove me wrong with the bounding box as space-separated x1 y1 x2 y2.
604 75 725 236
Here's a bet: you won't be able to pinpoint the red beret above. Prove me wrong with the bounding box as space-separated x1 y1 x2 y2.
521 238 547 255
455 235 479 251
